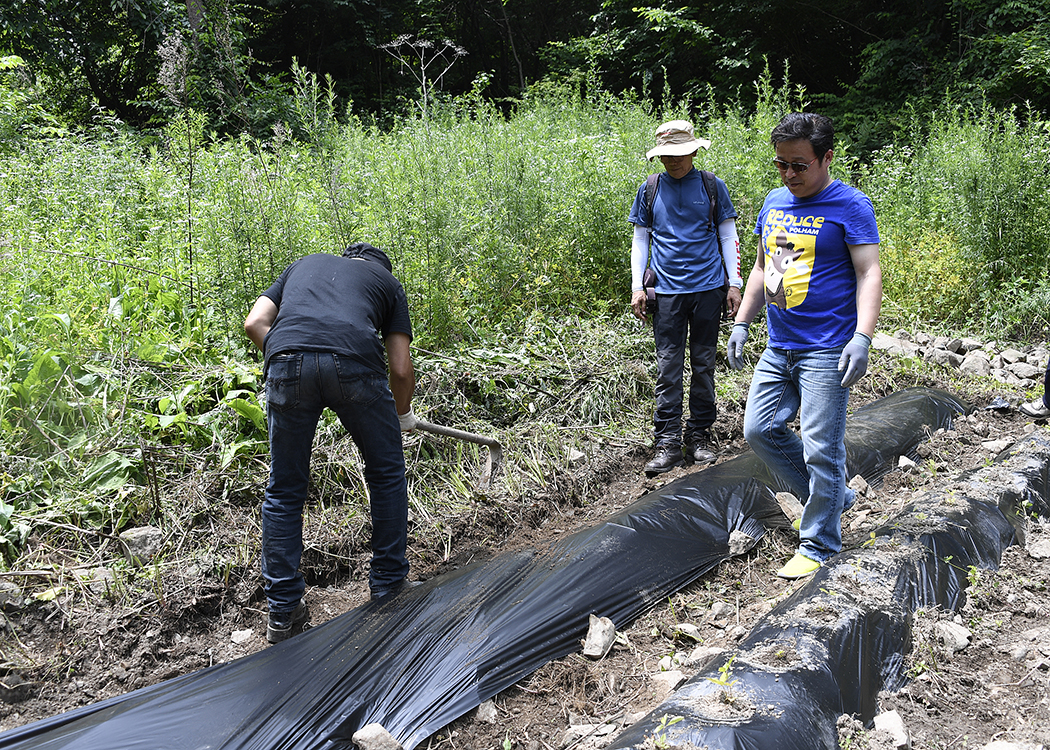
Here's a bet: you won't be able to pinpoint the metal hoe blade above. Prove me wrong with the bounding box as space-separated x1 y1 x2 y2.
413 419 503 491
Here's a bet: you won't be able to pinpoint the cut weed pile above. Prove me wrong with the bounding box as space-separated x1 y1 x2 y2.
0 328 1048 750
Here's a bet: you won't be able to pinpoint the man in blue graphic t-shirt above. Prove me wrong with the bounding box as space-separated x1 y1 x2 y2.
628 120 743 476
727 112 883 580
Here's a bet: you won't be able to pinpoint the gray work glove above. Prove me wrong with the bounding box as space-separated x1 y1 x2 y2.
727 323 749 370
838 332 872 387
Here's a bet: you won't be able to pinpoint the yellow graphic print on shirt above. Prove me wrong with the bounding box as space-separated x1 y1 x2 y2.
763 226 815 310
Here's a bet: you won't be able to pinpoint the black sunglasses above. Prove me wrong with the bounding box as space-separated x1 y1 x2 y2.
772 156 819 174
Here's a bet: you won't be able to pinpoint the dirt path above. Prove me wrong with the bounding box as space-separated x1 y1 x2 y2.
1 376 1048 750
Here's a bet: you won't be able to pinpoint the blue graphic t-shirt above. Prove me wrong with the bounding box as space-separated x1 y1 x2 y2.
628 168 737 294
753 180 880 350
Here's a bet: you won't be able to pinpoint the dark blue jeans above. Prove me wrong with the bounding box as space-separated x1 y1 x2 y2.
651 288 725 448
263 352 409 612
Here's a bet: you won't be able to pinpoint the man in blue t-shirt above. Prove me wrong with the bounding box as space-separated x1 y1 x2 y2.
244 243 419 642
628 120 743 476
727 112 883 580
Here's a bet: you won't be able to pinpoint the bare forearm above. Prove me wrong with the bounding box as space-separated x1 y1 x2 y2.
384 332 415 415
851 245 883 337
734 260 766 326
389 368 414 415
244 297 278 352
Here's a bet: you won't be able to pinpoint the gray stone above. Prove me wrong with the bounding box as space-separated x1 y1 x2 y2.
873 709 911 749
675 622 702 642
925 348 964 368
775 491 803 523
982 439 1012 453
708 600 733 621
119 526 164 567
76 567 116 595
960 337 984 352
686 645 724 667
1000 348 1027 363
982 742 1045 750
943 337 965 353
658 652 684 671
650 670 685 702
0 581 24 613
872 333 920 357
1009 643 1031 661
959 354 992 377
898 455 918 473
1007 362 1041 380
476 699 498 723
728 529 759 556
582 614 616 659
934 620 972 652
847 475 870 496
351 724 404 750
1027 538 1050 559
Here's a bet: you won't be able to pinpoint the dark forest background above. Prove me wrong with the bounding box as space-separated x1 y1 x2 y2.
3 0 1048 152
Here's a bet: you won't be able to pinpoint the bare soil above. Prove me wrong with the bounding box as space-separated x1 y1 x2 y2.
1 365 1049 750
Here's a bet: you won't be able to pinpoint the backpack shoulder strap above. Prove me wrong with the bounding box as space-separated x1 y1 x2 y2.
701 170 729 296
699 170 719 231
644 173 661 217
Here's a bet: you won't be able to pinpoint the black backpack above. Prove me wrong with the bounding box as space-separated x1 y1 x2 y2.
642 170 730 318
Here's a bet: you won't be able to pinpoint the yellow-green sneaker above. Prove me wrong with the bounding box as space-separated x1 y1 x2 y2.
776 553 820 579
791 518 801 532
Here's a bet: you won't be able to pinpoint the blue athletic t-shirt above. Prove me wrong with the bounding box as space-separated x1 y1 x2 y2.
628 168 737 294
753 180 880 350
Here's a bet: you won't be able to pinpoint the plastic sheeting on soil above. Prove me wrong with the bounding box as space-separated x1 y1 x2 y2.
606 431 1050 750
0 388 966 750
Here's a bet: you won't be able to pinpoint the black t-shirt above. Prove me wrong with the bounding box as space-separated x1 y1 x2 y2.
261 253 412 375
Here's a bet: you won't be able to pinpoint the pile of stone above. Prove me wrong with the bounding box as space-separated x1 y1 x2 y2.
872 331 1047 387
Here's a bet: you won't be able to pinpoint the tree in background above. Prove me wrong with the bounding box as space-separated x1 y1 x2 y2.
548 0 1050 152
1 0 1047 141
0 0 178 126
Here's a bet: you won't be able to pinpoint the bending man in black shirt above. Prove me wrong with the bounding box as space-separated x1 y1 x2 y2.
244 243 417 643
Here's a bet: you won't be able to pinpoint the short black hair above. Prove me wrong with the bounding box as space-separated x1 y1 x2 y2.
770 112 835 160
342 242 393 272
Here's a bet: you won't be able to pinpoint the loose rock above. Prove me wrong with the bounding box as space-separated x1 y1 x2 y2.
582 614 616 659
119 526 163 567
351 723 404 750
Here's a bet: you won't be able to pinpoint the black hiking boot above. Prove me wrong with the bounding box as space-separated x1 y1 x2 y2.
370 578 422 601
685 435 716 465
266 601 310 644
644 446 685 477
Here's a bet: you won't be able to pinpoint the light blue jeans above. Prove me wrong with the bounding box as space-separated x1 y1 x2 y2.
743 346 856 563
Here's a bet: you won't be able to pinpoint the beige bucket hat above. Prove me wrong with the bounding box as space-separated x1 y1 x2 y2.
645 120 712 160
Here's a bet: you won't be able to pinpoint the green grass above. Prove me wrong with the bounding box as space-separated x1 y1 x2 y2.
0 71 1048 572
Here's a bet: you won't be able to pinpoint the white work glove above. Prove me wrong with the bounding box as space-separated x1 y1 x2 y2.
838 332 872 387
398 407 418 432
727 323 749 370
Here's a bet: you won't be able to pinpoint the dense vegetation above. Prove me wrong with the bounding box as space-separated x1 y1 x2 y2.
3 0 1049 151
1 16 1049 583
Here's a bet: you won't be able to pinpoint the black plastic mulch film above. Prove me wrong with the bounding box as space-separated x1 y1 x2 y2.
608 395 1050 750
1 388 1042 750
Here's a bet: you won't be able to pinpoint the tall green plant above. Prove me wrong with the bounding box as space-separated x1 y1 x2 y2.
866 102 1050 334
